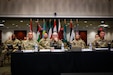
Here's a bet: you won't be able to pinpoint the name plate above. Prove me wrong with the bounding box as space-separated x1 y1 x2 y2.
82 49 92 51
94 48 108 50
39 49 51 52
22 50 36 53
51 49 65 52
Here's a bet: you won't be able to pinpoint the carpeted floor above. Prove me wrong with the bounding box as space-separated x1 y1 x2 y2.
0 60 11 75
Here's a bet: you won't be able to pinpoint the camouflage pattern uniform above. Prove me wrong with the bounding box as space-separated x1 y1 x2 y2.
38 38 50 49
2 39 21 53
23 40 38 50
71 39 86 49
50 39 63 49
92 38 108 48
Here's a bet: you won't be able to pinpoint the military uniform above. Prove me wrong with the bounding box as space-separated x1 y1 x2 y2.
23 40 38 50
92 38 108 48
39 38 50 49
2 39 21 53
0 39 21 66
92 38 100 48
71 39 86 49
50 39 63 49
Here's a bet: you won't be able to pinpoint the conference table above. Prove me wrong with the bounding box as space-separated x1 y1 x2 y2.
11 49 113 75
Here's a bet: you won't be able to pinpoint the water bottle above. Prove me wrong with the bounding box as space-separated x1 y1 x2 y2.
61 43 64 51
34 43 38 52
89 42 92 51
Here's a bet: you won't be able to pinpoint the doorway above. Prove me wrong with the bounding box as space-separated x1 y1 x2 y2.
14 30 27 40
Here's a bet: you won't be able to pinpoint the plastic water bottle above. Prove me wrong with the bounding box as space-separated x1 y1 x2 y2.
89 42 92 51
34 43 38 52
61 43 64 51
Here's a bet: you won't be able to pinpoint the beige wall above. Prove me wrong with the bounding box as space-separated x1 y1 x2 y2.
0 0 113 17
1 24 113 44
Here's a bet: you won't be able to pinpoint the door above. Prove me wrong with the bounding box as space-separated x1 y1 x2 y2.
79 31 87 45
14 30 27 40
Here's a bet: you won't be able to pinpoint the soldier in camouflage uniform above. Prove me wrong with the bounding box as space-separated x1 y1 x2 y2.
39 33 50 49
71 34 86 49
92 34 100 48
0 34 21 66
50 32 63 49
22 32 39 50
2 34 21 53
92 30 108 48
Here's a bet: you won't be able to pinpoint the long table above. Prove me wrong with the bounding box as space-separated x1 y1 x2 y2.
11 51 113 75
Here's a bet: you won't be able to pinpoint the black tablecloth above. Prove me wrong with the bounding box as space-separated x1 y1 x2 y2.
11 51 113 75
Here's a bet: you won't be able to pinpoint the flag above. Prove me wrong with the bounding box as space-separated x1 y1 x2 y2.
63 20 67 42
53 19 57 32
37 22 42 42
30 19 33 32
42 19 46 37
58 19 61 39
69 20 75 42
48 19 52 39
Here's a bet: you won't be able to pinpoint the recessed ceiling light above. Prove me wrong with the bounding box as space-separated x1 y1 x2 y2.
26 24 29 25
12 24 15 25
2 20 5 22
90 24 92 26
101 21 104 24
20 20 23 22
16 25 18 27
84 21 87 23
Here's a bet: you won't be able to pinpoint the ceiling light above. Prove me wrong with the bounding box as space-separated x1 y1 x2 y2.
16 25 18 27
84 21 87 23
12 24 15 25
2 20 5 22
90 24 92 26
101 21 104 24
20 20 23 22
26 24 29 26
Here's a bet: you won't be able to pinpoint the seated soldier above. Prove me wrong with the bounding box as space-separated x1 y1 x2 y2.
22 32 39 50
71 34 86 49
38 32 50 49
92 34 100 48
50 32 63 49
2 34 21 53
92 30 108 48
1 34 21 66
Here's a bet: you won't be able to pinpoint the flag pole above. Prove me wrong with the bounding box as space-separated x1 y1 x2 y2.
69 19 73 42
75 19 79 35
30 18 33 32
